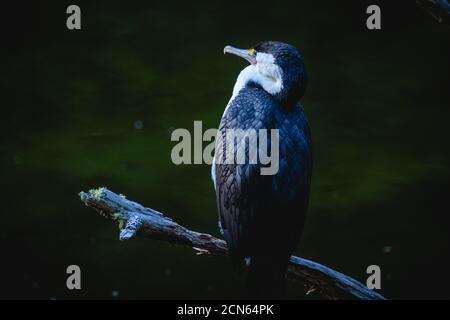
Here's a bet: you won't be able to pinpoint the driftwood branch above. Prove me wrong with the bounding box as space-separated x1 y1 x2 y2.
79 187 385 300
417 0 450 24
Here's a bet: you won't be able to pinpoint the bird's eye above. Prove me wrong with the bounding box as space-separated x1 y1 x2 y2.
249 48 256 56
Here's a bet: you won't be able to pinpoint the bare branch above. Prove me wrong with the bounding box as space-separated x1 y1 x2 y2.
79 187 385 300
417 0 450 24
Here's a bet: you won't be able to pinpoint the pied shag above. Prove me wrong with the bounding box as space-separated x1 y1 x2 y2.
212 41 312 298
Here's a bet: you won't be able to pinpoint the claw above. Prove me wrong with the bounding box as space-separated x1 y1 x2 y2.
306 286 317 295
193 247 210 255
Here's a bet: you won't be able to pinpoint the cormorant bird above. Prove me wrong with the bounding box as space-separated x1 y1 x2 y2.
212 41 312 298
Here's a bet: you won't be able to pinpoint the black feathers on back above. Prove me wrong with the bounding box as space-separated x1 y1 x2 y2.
215 86 312 297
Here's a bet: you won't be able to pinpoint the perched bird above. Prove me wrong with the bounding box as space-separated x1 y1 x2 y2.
212 41 312 298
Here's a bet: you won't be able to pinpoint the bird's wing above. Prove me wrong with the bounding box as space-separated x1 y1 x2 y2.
215 86 273 257
214 86 312 259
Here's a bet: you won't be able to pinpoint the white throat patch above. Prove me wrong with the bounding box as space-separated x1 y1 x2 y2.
232 52 283 98
221 53 284 118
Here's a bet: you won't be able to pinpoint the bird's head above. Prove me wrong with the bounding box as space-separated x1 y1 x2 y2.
224 41 307 107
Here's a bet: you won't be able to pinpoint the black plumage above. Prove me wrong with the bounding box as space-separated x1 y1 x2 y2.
214 41 312 298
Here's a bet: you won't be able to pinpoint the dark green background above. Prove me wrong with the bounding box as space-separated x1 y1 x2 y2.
1 0 449 299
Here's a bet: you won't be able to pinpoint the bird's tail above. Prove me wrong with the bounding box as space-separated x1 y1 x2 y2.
245 255 289 299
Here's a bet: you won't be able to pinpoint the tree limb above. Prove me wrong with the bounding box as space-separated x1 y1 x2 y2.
416 0 450 24
79 187 385 300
